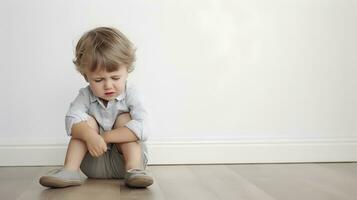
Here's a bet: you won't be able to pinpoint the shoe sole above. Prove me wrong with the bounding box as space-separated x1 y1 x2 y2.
39 176 83 188
126 176 154 188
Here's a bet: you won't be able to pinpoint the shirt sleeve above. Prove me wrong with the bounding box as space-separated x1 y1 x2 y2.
65 87 91 136
124 85 150 141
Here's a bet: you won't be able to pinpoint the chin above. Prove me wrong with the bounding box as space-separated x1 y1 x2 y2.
106 97 116 101
102 97 112 101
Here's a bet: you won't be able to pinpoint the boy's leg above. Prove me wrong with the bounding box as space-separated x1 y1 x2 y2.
113 113 143 170
39 116 99 188
113 113 153 188
63 139 87 171
116 141 143 170
64 116 100 170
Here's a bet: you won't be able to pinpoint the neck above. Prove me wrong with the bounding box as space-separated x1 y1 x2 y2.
100 98 108 107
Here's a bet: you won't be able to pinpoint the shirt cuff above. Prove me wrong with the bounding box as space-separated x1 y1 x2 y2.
124 120 148 141
65 113 90 136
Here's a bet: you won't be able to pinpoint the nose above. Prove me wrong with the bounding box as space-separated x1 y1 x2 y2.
104 79 112 89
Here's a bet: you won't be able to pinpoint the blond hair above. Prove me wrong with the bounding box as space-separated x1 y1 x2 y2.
73 27 136 75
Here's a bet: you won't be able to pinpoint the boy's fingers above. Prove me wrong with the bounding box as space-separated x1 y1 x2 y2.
90 149 99 157
89 146 106 157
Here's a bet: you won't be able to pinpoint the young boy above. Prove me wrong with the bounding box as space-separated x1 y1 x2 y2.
39 27 153 188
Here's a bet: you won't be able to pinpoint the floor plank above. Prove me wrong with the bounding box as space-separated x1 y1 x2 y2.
188 165 275 200
0 166 47 200
277 163 357 199
150 165 219 200
318 162 357 179
228 163 353 200
0 163 356 200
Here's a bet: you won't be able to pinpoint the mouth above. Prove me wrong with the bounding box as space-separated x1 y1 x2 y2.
104 92 115 96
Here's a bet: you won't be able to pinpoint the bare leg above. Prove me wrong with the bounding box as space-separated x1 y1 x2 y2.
117 141 143 170
64 116 99 171
114 113 143 170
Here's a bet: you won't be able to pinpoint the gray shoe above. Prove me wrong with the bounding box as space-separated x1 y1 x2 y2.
39 168 85 188
125 169 153 188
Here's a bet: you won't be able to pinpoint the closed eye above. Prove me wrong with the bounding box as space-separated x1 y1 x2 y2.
94 79 103 82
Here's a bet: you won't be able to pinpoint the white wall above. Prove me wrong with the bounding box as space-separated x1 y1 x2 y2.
0 0 357 164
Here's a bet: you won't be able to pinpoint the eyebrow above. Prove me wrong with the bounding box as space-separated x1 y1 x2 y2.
93 75 121 79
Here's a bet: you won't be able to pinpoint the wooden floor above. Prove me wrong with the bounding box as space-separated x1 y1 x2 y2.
1 163 357 200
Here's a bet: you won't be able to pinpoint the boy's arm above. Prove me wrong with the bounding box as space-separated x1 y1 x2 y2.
65 87 107 157
65 87 91 136
71 121 108 157
102 127 138 144
70 121 99 142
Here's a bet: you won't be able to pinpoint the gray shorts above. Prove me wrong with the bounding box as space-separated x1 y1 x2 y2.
80 143 148 179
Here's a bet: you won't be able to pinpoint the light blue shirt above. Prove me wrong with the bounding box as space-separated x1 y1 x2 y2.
65 82 150 143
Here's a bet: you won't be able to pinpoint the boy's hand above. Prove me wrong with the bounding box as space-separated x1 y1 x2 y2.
86 134 107 157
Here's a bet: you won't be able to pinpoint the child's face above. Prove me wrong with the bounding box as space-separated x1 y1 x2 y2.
85 67 128 103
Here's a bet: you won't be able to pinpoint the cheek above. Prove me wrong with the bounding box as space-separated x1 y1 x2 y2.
89 83 102 94
115 80 125 90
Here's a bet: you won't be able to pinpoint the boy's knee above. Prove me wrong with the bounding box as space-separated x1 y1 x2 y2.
86 115 99 132
114 113 132 129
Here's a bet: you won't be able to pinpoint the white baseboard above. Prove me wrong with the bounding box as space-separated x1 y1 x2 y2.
1 138 357 166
